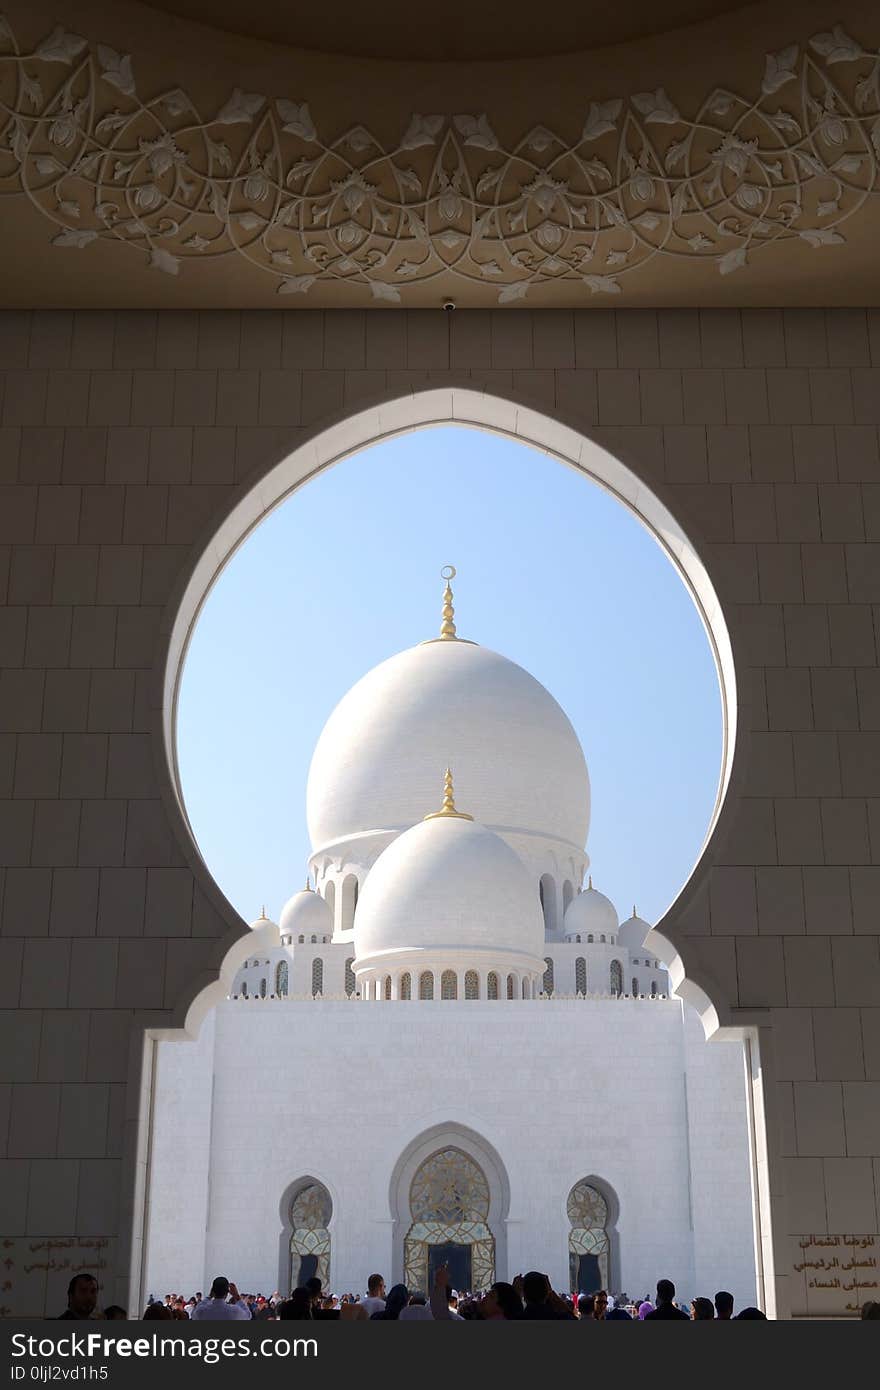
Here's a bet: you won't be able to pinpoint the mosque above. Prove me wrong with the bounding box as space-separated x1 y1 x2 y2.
145 570 758 1307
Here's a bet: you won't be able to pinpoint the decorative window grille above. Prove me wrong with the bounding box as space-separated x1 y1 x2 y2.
610 960 623 996
384 975 392 1000
487 972 499 1000
419 971 433 1000
506 973 515 1000
259 978 267 998
464 970 479 1000
575 958 587 994
543 957 554 994
344 958 355 996
400 972 412 1000
311 958 323 996
441 970 457 999
275 961 289 997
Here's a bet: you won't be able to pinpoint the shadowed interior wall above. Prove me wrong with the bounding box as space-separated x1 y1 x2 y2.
0 307 879 1318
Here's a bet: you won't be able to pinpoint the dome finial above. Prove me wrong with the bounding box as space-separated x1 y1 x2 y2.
304 875 312 892
633 903 637 919
424 767 474 821
439 565 457 640
260 904 267 919
588 874 593 890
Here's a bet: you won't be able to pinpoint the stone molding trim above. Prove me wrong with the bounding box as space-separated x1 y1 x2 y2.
1 17 880 303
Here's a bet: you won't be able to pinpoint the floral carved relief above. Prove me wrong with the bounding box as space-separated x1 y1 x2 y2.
1 18 879 302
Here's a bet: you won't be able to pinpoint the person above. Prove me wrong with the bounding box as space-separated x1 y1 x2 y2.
691 1297 715 1320
481 1282 522 1320
644 1279 689 1320
577 1294 595 1319
191 1277 251 1320
714 1290 734 1320
399 1291 433 1321
339 1301 368 1321
304 1276 323 1313
143 1302 172 1320
445 1288 464 1321
860 1301 880 1319
520 1271 576 1320
362 1273 386 1317
606 1300 633 1320
370 1284 409 1319
592 1289 608 1320
637 1301 654 1319
734 1307 767 1319
277 1288 312 1319
58 1274 99 1320
103 1306 127 1320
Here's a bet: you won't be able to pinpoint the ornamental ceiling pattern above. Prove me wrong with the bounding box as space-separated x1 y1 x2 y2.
1 13 880 305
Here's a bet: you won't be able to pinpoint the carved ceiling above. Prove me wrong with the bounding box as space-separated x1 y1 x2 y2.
1 0 879 307
146 1 748 63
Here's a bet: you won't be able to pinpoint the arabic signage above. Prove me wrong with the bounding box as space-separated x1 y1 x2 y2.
0 1238 115 1318
789 1233 879 1318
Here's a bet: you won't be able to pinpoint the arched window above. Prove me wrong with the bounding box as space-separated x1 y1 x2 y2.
539 874 556 935
562 880 574 918
384 975 392 1000
575 957 587 995
298 935 304 944
441 970 457 1000
311 958 323 997
651 980 657 997
567 1181 611 1294
310 935 316 944
465 970 479 999
610 960 623 997
576 934 581 943
487 971 499 1000
632 977 639 997
344 958 355 997
522 977 529 999
260 977 267 998
400 972 412 1000
600 934 606 943
587 934 593 943
419 971 433 1000
506 973 515 1000
275 961 289 997
241 981 248 997
324 879 335 928
288 1180 332 1291
543 957 554 995
340 874 358 932
404 1147 495 1293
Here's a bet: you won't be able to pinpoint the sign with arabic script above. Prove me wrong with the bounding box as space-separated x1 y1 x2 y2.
0 1237 115 1318
790 1233 878 1318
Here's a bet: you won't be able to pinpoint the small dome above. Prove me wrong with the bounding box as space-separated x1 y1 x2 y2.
248 907 278 931
353 810 543 967
279 885 332 938
617 907 653 953
564 879 619 939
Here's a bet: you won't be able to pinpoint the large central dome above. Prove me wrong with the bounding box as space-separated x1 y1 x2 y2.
306 632 590 854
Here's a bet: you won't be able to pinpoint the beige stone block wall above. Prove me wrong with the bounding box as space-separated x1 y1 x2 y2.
1 308 879 1317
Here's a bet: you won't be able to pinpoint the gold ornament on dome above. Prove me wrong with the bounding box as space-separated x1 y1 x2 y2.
1 19 879 302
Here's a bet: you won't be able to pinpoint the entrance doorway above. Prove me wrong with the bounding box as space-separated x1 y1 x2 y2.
429 1243 472 1293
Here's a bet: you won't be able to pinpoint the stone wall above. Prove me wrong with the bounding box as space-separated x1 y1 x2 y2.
1 307 879 1317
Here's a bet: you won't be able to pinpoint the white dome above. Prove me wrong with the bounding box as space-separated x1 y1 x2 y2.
353 813 544 966
564 881 619 939
307 638 590 853
617 909 653 952
248 910 278 931
279 887 332 938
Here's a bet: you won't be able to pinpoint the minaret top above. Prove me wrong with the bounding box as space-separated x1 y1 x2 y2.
423 767 474 822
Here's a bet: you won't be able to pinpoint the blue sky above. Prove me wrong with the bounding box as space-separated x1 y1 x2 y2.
176 424 722 928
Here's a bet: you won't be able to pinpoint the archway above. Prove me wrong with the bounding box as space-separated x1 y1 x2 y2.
567 1179 617 1294
133 386 777 1321
389 1123 510 1290
277 1177 333 1295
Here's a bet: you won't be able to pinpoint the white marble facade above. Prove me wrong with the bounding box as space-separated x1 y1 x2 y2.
145 579 758 1308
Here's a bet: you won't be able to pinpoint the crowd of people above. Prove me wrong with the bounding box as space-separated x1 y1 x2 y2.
60 1268 879 1321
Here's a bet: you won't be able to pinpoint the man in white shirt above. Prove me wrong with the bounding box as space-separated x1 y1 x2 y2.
362 1273 386 1317
191 1277 252 1320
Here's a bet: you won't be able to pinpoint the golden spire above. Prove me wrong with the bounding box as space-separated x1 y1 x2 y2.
424 767 474 821
588 875 593 890
439 565 457 640
260 904 267 919
632 904 637 919
304 876 311 892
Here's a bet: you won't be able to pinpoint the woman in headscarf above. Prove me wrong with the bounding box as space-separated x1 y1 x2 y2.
370 1284 409 1319
637 1301 654 1320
